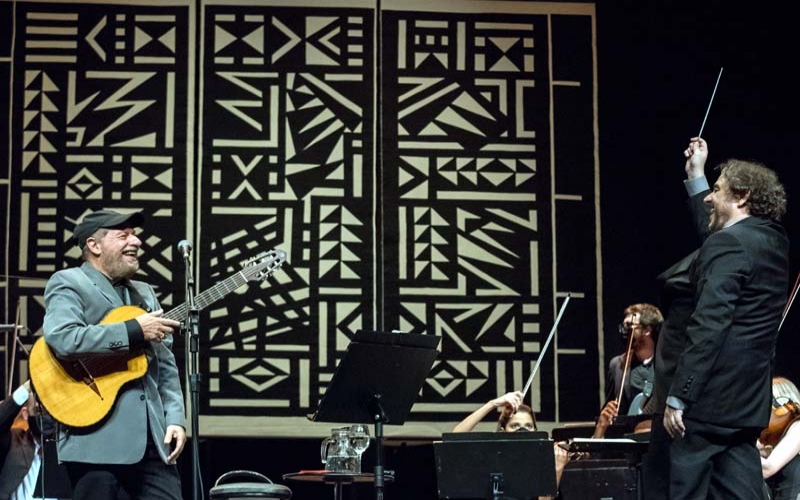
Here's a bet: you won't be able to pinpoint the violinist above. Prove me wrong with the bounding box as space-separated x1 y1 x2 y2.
593 303 662 438
452 391 570 499
760 376 800 499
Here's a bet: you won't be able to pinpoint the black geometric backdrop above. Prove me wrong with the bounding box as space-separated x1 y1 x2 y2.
0 0 600 437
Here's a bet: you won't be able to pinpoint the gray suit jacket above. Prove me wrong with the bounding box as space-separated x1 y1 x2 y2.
42 262 186 465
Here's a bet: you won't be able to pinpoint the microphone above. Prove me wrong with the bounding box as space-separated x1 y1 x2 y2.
0 324 23 332
177 240 193 259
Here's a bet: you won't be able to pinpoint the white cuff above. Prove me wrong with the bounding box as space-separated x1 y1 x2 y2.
666 396 686 411
684 176 710 197
12 385 29 406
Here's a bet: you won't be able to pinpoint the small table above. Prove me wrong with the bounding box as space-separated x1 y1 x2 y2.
283 471 394 500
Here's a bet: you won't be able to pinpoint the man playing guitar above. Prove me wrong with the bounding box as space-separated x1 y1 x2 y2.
40 209 186 500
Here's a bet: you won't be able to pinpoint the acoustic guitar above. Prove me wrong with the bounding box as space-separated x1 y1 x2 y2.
29 249 286 428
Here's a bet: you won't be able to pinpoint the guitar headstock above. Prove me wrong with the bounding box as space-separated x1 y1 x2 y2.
240 249 287 282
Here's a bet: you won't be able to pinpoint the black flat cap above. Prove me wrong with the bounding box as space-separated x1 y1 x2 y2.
73 210 145 249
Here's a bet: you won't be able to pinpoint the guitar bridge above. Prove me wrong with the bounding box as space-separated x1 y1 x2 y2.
72 360 103 400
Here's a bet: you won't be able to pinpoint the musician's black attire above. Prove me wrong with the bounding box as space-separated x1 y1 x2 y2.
645 176 790 499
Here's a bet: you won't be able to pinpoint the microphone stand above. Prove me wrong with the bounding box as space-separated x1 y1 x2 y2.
183 250 201 500
369 394 388 500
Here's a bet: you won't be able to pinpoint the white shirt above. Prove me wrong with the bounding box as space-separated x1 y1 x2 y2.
11 441 42 500
9 386 56 500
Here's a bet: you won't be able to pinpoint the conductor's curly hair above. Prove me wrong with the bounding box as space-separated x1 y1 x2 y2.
717 159 787 222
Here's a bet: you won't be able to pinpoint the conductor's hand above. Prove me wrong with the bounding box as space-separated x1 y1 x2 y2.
165 424 186 464
136 309 181 343
664 406 686 439
490 391 524 413
684 137 708 179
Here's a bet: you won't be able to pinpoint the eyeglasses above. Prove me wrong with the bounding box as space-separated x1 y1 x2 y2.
618 323 642 335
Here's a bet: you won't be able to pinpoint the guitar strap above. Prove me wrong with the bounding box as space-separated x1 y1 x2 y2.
113 283 129 304
107 278 150 313
125 281 152 312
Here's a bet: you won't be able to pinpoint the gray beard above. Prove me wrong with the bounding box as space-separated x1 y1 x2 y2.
100 255 139 281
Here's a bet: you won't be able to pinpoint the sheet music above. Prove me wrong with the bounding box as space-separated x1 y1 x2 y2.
572 437 637 443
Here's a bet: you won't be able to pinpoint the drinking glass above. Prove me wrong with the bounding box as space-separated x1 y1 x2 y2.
349 423 370 473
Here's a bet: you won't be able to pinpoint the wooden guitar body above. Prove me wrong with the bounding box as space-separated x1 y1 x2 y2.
30 305 149 428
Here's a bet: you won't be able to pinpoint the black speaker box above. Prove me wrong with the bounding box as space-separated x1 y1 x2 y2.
559 459 640 500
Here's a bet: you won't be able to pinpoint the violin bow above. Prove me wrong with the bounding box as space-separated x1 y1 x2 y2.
521 294 571 399
615 312 639 412
778 271 800 332
5 299 23 397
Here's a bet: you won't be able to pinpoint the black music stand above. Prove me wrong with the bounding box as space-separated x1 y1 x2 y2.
308 330 440 500
435 432 557 499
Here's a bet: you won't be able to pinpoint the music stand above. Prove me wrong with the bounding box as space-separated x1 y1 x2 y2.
435 432 557 499
442 431 550 441
308 330 440 500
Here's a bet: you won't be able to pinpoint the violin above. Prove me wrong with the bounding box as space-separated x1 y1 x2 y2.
759 399 800 448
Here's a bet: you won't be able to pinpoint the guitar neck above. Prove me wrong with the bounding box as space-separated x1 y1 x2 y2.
163 270 250 321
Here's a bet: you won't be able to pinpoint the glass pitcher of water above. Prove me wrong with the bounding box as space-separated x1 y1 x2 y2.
320 427 359 473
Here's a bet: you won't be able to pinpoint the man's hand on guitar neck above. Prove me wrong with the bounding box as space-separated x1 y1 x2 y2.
136 309 181 343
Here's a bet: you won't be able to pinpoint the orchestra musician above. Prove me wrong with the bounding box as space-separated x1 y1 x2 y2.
592 303 662 439
453 391 570 499
41 210 186 500
0 381 71 500
760 376 800 499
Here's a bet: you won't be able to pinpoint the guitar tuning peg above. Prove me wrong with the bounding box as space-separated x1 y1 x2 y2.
240 251 270 267
238 249 286 271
